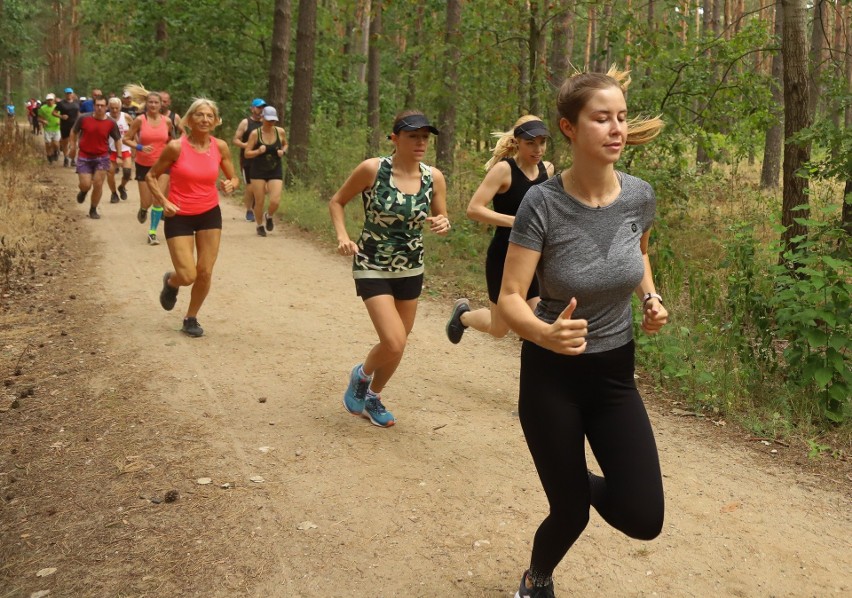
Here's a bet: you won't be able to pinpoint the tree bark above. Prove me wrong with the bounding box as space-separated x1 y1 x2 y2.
435 0 462 178
808 0 825 118
760 0 784 189
355 0 371 84
404 4 425 108
155 0 168 60
267 0 291 118
287 0 318 182
696 0 715 170
528 0 544 115
779 0 812 257
365 0 382 157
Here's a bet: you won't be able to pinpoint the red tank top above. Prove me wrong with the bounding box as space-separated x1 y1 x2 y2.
135 114 170 166
168 136 222 216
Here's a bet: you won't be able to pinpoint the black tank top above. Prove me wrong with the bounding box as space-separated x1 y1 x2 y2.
240 118 263 162
492 158 548 239
249 127 283 178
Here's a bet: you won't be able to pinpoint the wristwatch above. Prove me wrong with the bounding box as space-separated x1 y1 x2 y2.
641 292 663 306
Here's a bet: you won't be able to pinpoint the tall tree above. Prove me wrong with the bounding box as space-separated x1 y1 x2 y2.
779 0 812 257
266 0 291 116
807 0 826 118
365 0 382 156
355 0 371 84
403 4 425 108
760 0 783 189
288 0 318 181
435 0 462 178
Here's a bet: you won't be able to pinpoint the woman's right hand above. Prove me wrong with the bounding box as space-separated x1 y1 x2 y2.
537 298 588 355
161 199 180 217
337 239 359 257
143 145 153 153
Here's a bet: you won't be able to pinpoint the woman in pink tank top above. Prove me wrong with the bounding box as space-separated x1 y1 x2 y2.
122 86 176 245
145 98 239 338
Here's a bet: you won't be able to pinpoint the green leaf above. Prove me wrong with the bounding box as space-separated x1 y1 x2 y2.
813 367 834 389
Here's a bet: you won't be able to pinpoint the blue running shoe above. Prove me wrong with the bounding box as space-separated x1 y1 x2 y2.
245 209 255 222
363 394 395 427
343 364 370 415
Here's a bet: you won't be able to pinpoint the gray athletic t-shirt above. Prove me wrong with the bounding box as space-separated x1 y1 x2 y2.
510 171 656 353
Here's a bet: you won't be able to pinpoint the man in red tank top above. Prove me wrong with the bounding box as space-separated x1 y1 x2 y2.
70 97 121 219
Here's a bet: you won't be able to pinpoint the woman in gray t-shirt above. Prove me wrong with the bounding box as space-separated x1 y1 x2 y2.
498 68 670 598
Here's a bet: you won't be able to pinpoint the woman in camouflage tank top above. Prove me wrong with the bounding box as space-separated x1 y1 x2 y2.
329 111 451 428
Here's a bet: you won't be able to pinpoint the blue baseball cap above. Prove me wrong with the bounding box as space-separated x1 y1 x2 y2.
251 98 266 108
64 87 74 94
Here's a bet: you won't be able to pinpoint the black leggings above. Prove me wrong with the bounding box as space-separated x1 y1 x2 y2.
519 340 664 577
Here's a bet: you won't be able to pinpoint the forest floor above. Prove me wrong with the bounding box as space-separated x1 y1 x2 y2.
0 161 850 598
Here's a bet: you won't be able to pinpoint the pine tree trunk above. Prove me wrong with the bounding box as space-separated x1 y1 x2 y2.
267 0 291 119
435 0 462 178
808 0 825 118
355 0 371 84
780 0 812 258
760 0 783 189
287 0 318 182
404 4 425 108
365 0 382 157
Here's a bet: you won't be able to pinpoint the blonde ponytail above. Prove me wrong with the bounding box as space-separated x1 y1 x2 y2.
483 114 547 171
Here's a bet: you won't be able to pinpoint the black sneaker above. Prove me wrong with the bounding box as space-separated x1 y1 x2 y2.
515 571 555 598
159 272 178 311
137 208 147 224
118 185 128 200
256 225 266 237
76 190 87 204
181 317 204 337
70 159 76 167
110 192 119 204
445 298 470 344
265 214 274 232
88 207 100 220
63 156 69 167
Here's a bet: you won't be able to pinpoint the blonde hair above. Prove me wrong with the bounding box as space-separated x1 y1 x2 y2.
123 83 160 106
484 114 545 171
557 65 664 146
180 98 221 131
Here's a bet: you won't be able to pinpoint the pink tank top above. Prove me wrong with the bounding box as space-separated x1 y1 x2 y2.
135 114 170 166
168 136 222 216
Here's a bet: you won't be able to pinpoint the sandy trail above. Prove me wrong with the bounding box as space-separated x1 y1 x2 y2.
41 169 852 596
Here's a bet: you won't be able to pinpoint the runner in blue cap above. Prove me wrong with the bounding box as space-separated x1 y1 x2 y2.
232 98 266 222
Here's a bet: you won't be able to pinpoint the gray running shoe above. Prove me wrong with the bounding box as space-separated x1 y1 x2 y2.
147 233 159 246
88 207 100 220
181 317 203 337
265 214 274 232
110 192 119 203
118 185 128 200
445 298 470 344
137 208 147 224
257 225 266 237
159 272 178 311
515 571 555 598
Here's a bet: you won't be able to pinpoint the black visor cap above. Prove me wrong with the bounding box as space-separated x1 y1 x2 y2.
393 114 440 135
514 120 550 140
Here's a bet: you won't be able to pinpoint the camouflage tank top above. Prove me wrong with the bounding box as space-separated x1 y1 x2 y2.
353 156 433 279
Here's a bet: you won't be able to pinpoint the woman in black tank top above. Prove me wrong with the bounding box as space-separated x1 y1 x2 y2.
445 116 554 344
243 106 288 237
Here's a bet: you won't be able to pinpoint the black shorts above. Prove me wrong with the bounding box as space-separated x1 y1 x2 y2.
60 122 74 139
135 163 171 182
164 205 222 239
242 163 252 184
355 274 423 301
486 235 539 304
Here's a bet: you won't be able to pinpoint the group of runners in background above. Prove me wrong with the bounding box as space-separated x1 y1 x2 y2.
22 65 669 598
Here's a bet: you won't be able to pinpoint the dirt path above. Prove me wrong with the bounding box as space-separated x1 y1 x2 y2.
2 169 850 597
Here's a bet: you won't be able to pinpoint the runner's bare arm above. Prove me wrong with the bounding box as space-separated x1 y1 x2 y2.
146 140 181 216
426 167 451 235
329 158 381 254
216 139 240 194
